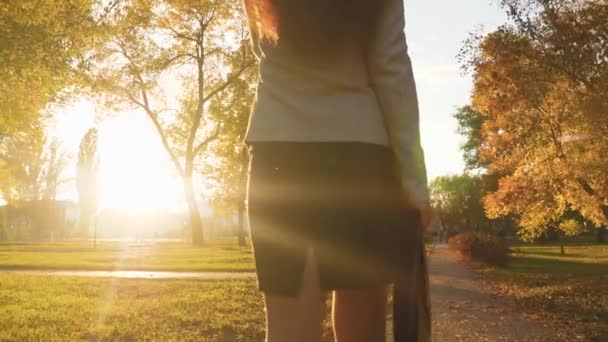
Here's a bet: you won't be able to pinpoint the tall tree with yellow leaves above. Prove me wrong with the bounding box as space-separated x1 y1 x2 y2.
461 0 608 241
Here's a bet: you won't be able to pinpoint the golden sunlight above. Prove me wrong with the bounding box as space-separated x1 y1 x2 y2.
51 101 184 213
97 113 184 212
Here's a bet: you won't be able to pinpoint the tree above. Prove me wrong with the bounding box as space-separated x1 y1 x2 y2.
77 128 100 243
454 106 488 171
204 64 257 246
0 0 117 212
430 174 511 239
0 124 71 240
0 0 115 239
0 124 47 205
0 0 107 139
461 0 608 241
91 0 256 245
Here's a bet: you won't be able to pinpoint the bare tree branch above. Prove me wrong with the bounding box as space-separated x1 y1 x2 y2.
202 61 256 104
193 124 222 157
116 43 185 178
160 53 193 70
94 0 121 26
159 14 200 43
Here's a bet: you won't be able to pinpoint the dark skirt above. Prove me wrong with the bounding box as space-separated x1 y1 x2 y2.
246 142 421 297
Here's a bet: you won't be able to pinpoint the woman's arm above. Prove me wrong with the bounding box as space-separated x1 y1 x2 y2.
368 0 430 212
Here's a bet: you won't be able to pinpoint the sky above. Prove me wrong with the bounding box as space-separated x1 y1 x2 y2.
405 0 507 179
47 0 509 211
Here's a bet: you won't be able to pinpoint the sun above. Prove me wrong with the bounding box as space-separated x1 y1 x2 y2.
97 112 184 212
50 100 197 214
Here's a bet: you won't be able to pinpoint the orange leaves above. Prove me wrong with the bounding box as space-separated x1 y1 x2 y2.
460 1 608 237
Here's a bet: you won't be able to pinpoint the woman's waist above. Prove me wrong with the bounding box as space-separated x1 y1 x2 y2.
246 79 390 144
246 103 390 146
259 52 370 88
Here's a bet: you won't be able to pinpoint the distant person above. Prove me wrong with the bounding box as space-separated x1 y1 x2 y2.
242 0 431 341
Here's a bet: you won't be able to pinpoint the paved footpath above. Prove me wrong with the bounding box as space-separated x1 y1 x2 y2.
404 245 557 342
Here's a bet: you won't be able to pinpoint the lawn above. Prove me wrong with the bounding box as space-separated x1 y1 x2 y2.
0 241 255 272
480 244 608 341
0 241 432 272
0 241 427 340
0 274 344 341
0 275 265 341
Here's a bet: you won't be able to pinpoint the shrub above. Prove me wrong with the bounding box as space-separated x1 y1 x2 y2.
448 232 509 267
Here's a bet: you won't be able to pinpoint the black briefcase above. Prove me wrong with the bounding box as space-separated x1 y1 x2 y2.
393 212 431 342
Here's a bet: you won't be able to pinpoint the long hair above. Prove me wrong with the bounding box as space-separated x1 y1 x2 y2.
243 0 386 63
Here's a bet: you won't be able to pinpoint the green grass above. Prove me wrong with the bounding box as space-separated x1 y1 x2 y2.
0 241 432 272
480 244 608 340
0 241 255 272
0 275 343 341
0 275 265 341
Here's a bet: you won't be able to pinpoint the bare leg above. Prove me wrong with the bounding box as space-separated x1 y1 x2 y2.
264 248 326 342
333 286 388 342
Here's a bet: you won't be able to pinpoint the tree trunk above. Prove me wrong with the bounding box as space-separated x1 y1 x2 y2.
184 176 204 245
237 199 247 246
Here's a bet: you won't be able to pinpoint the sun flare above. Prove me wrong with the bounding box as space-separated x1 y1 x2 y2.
51 102 185 213
97 113 184 212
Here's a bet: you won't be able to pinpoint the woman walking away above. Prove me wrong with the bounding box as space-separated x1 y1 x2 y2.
242 0 431 341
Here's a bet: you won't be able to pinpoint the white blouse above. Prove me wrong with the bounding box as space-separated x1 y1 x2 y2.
244 0 429 208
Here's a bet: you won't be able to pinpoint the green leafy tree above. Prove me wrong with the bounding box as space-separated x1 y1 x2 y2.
0 0 114 239
77 128 100 242
204 64 257 246
0 0 116 211
454 105 488 171
0 124 47 205
461 0 608 241
0 124 71 240
430 174 513 239
91 0 256 245
0 0 106 139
